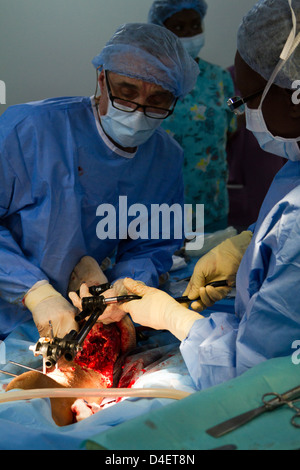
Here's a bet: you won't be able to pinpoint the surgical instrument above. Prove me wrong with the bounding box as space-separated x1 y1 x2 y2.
76 280 229 319
172 280 229 303
8 360 44 375
0 369 18 378
75 294 142 322
206 385 300 438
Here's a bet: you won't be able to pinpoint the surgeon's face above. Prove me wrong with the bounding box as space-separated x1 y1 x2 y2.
163 9 203 38
234 51 300 139
98 71 174 117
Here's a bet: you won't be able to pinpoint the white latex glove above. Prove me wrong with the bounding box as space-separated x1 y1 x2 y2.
100 278 148 323
24 280 78 338
99 279 128 323
119 278 202 341
68 256 108 292
184 230 253 311
69 281 131 325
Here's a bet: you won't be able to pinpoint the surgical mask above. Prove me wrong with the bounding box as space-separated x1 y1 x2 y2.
245 105 300 161
180 33 205 59
245 0 300 162
100 99 163 148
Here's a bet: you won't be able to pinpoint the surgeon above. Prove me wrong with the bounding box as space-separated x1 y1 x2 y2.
110 0 300 390
0 23 199 339
148 0 236 232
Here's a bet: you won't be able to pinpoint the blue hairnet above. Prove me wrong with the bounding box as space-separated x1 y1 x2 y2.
148 0 208 26
237 0 300 89
92 23 199 98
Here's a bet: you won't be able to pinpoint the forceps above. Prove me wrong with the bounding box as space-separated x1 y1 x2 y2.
262 392 300 428
206 384 300 437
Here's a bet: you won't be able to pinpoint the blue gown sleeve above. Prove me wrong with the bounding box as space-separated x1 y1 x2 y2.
108 237 182 287
0 124 49 304
180 313 239 390
247 222 256 232
107 166 185 287
180 199 300 390
235 208 300 374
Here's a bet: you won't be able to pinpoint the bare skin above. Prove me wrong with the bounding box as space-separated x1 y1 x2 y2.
97 70 174 153
234 51 300 139
163 9 203 38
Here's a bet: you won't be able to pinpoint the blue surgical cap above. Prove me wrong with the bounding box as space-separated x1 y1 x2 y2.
237 0 300 89
148 0 208 26
92 23 199 98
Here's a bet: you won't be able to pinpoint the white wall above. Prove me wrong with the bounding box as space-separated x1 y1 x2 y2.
0 0 256 115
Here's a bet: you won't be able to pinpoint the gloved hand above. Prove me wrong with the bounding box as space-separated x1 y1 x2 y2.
69 279 143 325
184 230 253 311
68 256 108 292
24 280 78 338
107 278 128 296
98 279 129 323
118 278 202 341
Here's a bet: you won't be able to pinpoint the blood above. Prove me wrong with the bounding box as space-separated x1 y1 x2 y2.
74 323 121 385
114 357 147 403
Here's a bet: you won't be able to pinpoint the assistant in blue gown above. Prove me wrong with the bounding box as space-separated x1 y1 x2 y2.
180 0 300 389
181 160 300 388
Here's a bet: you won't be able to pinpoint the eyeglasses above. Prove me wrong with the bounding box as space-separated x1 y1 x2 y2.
227 88 265 115
105 71 177 119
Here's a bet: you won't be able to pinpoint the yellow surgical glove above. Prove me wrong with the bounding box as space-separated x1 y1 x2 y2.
119 278 202 341
24 280 78 338
68 256 108 292
184 230 253 311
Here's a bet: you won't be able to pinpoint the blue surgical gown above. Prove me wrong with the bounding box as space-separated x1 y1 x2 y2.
0 96 184 336
181 159 300 389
